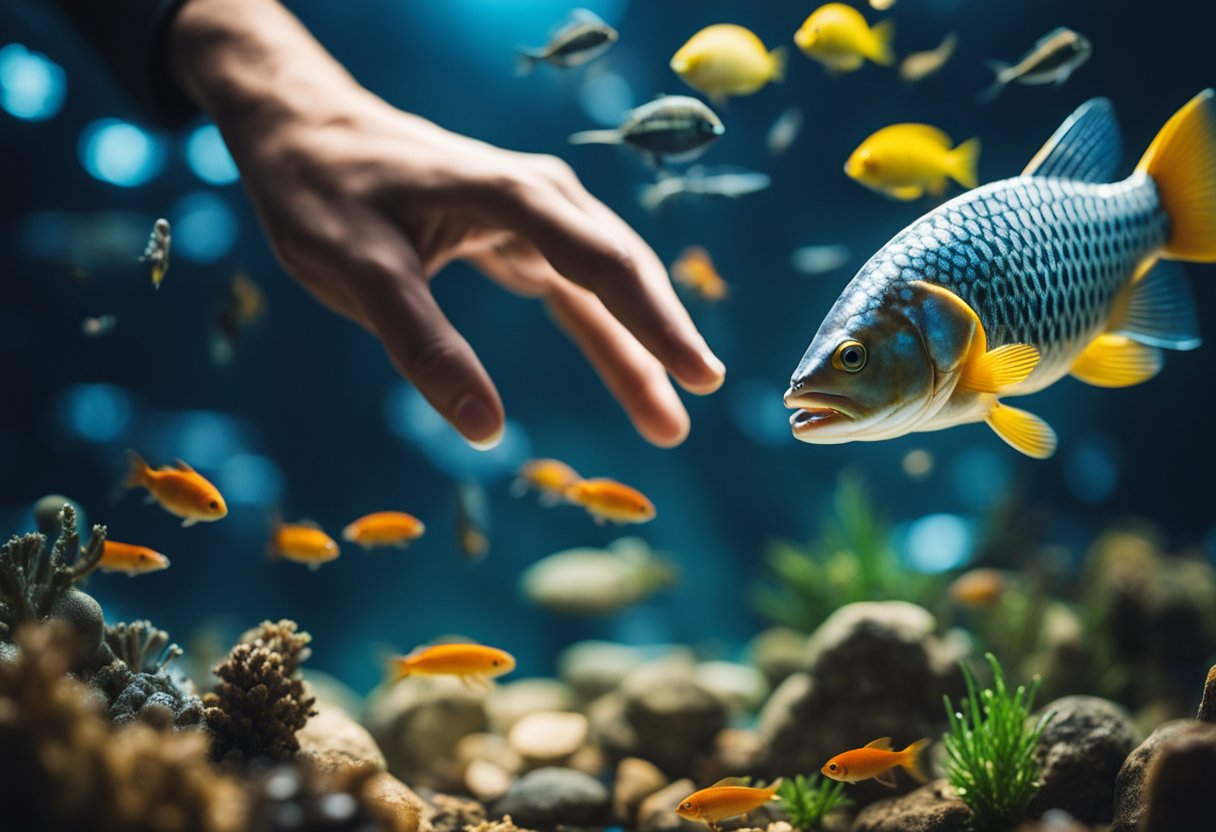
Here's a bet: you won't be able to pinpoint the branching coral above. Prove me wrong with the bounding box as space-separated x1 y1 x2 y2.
92 620 204 728
205 619 318 761
107 619 185 673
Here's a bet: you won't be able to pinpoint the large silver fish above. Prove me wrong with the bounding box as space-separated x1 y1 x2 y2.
569 95 724 167
785 90 1216 458
981 27 1091 102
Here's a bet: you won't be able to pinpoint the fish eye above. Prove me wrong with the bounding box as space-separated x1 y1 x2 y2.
681 803 693 811
209 500 219 510
828 763 839 772
832 341 867 372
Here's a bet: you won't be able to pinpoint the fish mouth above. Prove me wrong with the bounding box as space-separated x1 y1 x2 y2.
784 389 856 437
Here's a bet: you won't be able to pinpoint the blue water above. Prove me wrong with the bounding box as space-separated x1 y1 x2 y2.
2 0 1214 692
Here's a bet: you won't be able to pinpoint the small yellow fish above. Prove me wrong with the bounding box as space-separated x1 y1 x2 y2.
671 24 786 103
795 4 894 73
676 778 783 829
822 738 929 788
342 511 426 550
845 124 980 200
123 451 228 527
949 568 1008 609
869 0 897 9
511 459 583 506
269 520 340 570
565 478 657 525
98 540 170 575
672 246 729 301
899 32 957 84
139 218 171 289
387 642 516 686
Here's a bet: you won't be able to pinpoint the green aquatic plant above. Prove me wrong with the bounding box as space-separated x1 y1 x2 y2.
776 774 851 831
751 471 939 631
942 653 1054 831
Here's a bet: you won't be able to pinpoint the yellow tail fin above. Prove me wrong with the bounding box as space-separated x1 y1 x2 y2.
385 656 410 685
869 20 896 66
900 738 930 784
765 777 785 798
769 47 788 83
123 450 148 489
948 138 982 189
1136 89 1216 262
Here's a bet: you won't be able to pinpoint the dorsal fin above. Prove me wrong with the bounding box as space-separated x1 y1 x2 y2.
1023 98 1122 182
865 737 894 751
710 777 751 788
296 518 322 529
173 458 196 472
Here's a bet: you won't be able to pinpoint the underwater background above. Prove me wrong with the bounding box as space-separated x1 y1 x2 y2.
1 0 1215 696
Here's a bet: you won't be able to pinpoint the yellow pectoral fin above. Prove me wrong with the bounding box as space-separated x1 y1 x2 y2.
958 343 1040 393
986 402 1057 459
1070 334 1163 387
927 177 948 197
886 185 926 201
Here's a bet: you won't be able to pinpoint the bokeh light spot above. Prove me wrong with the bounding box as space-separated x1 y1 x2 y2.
0 43 66 121
185 123 239 184
79 119 165 187
53 383 132 443
142 410 250 469
901 513 973 573
171 192 238 262
216 453 285 507
1063 434 1120 505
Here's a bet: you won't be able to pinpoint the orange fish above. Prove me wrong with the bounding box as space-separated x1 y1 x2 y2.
676 777 783 828
342 511 426 550
564 478 656 525
511 458 583 506
949 568 1008 609
98 540 171 575
821 738 929 788
123 451 228 527
387 642 516 687
672 246 729 301
269 520 340 570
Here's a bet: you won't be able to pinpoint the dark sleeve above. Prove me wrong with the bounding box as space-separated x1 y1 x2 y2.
49 0 197 127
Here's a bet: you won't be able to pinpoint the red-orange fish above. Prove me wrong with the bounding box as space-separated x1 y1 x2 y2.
98 540 171 576
123 451 227 527
342 511 426 550
511 458 583 506
269 520 340 570
676 777 783 827
387 642 516 687
822 737 929 788
949 568 1008 609
564 478 656 525
672 246 729 301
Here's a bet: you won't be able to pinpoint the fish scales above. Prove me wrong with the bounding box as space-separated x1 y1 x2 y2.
842 174 1167 390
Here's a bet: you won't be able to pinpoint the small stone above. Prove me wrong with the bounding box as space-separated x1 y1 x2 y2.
1140 723 1216 832
699 729 763 783
637 778 702 832
508 711 589 764
466 816 536 832
487 678 576 734
467 759 514 802
621 655 727 776
568 743 606 777
1028 695 1137 823
558 640 646 702
455 733 523 775
614 757 668 824
491 767 611 829
430 793 486 832
297 700 387 773
1111 720 1195 832
747 627 808 688
362 772 433 832
851 779 971 832
694 661 770 714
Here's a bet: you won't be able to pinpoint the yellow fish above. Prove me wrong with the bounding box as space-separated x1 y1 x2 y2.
949 568 1009 609
123 451 228 527
98 540 171 575
510 458 583 506
822 738 929 788
676 778 783 829
269 520 340 570
565 478 657 526
342 511 426 550
672 246 729 302
387 642 516 687
671 24 786 103
845 124 980 200
795 4 894 73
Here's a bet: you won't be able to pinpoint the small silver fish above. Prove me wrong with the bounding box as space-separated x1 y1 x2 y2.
766 106 804 156
899 32 957 84
981 28 1091 102
138 218 171 289
570 95 724 167
518 9 618 75
81 314 117 337
791 244 851 275
638 165 769 212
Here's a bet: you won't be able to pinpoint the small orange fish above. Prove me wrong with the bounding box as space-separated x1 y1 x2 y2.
949 568 1008 609
672 246 729 301
98 540 171 576
676 777 783 828
342 511 426 550
387 642 516 687
123 451 228 527
822 737 929 788
511 458 583 506
564 478 656 525
269 520 340 570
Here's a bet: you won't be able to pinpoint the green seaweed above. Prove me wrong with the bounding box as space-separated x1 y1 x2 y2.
751 471 940 631
776 774 851 832
942 653 1054 831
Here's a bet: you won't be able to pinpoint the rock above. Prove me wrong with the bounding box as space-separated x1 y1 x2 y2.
698 729 763 784
363 772 433 832
637 778 701 832
568 743 606 777
466 817 536 832
1028 695 1137 823
620 655 728 776
1130 723 1216 832
33 494 83 538
430 793 486 832
755 602 964 787
1111 719 1195 832
467 759 514 802
851 779 971 832
487 679 576 734
694 662 770 714
748 627 808 689
491 767 611 829
298 700 386 774
303 669 364 716
455 733 523 775
365 676 487 789
587 690 639 760
614 757 668 824
558 640 646 702
508 711 589 765
1015 809 1094 831
520 538 677 615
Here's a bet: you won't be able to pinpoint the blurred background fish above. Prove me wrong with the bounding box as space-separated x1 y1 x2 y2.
671 245 729 302
210 270 265 365
455 481 490 564
899 32 958 84
637 164 769 212
982 27 1092 102
517 8 618 76
766 106 804 156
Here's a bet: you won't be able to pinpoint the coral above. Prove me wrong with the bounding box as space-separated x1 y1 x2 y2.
0 622 245 832
750 473 941 632
91 620 205 728
205 619 318 761
942 653 1054 831
107 619 185 673
775 774 851 831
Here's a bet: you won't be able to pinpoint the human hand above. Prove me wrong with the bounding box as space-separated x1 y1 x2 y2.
170 0 724 448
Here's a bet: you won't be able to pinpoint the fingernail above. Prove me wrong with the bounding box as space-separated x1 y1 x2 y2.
702 347 726 379
455 396 502 448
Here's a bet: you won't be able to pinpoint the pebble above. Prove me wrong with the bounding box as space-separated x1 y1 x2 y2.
508 711 589 763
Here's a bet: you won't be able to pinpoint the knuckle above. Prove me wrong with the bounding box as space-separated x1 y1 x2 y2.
407 334 463 382
536 155 578 185
586 244 638 285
